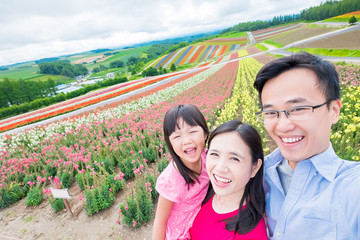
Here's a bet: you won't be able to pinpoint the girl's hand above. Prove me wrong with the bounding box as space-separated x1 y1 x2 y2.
152 195 174 240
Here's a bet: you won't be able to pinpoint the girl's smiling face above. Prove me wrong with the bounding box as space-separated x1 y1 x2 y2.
169 118 207 171
206 131 261 202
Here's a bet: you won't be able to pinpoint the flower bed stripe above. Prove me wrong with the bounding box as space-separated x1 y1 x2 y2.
199 45 212 62
162 49 184 68
188 45 205 64
174 46 193 66
211 45 222 59
178 46 195 66
230 52 239 60
204 45 217 60
218 45 228 57
184 45 201 65
154 51 176 69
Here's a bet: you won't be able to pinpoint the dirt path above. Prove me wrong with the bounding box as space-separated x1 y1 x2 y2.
0 182 154 240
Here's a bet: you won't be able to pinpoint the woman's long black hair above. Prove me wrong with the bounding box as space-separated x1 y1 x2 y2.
163 104 209 188
203 119 265 235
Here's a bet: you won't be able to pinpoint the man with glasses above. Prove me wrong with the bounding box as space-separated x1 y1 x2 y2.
253 52 360 239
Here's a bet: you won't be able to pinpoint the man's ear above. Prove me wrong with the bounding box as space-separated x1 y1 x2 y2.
330 99 342 125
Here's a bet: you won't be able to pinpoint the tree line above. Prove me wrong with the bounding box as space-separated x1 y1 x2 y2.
39 61 88 78
221 0 360 34
300 0 360 21
0 77 128 120
0 78 57 108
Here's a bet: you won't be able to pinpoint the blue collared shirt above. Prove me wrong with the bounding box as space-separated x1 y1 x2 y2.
264 143 360 240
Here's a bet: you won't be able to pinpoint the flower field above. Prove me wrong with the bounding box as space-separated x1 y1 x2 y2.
149 41 244 69
323 10 360 22
252 23 303 42
0 55 359 231
0 71 188 133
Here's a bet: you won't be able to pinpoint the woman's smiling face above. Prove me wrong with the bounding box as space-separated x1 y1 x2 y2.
206 131 261 201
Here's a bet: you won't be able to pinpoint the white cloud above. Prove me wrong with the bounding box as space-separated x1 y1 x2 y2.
0 0 324 66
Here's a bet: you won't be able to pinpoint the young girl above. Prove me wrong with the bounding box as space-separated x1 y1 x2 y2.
153 104 210 240
190 120 267 239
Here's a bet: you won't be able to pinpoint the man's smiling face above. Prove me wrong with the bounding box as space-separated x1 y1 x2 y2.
261 68 341 168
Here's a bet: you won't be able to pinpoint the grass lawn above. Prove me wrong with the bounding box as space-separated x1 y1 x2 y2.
286 47 360 57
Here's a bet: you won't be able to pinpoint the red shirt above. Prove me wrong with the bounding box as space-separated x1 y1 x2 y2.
190 196 267 240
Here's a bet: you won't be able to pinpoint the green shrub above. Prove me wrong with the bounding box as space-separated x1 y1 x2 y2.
75 172 94 190
157 158 169 173
48 198 65 212
45 165 57 178
119 174 154 228
0 183 26 208
25 187 43 206
142 146 157 163
118 157 139 180
60 172 72 188
84 174 124 215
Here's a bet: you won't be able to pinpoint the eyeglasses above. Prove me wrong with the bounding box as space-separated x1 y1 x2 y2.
256 101 330 123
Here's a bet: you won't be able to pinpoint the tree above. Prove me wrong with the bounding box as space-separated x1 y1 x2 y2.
349 16 357 24
170 63 176 71
127 57 139 66
46 78 57 96
1 78 15 105
92 67 100 73
110 60 124 68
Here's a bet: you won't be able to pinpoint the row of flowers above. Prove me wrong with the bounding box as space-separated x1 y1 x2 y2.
252 23 302 40
0 62 231 211
0 72 187 133
151 43 242 69
0 66 220 150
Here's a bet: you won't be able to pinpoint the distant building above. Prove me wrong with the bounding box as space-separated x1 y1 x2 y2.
106 72 115 79
56 84 67 90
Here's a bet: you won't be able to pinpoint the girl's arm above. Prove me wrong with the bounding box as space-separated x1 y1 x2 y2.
152 195 174 240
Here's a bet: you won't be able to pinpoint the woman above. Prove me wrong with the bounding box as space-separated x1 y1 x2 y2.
190 120 267 239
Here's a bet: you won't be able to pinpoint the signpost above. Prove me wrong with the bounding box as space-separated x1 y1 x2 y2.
50 188 73 215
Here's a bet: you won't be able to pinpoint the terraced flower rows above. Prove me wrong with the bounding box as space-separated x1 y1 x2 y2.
0 71 188 133
252 23 303 41
323 10 360 22
150 42 244 69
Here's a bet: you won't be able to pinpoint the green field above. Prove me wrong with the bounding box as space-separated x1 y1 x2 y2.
0 46 152 81
286 47 360 57
84 46 151 70
218 31 247 38
0 62 40 80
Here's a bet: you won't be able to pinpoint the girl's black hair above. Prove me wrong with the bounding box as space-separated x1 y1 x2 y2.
203 120 265 235
163 104 209 188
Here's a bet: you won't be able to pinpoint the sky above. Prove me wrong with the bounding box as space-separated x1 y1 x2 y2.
0 0 325 67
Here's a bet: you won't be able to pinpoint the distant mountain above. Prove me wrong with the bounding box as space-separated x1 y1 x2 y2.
124 30 221 49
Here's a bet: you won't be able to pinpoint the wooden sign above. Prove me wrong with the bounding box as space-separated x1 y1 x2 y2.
50 187 71 199
49 187 73 215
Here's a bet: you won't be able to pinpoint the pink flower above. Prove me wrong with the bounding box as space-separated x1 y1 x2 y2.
78 194 83 201
109 188 112 192
133 221 137 227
